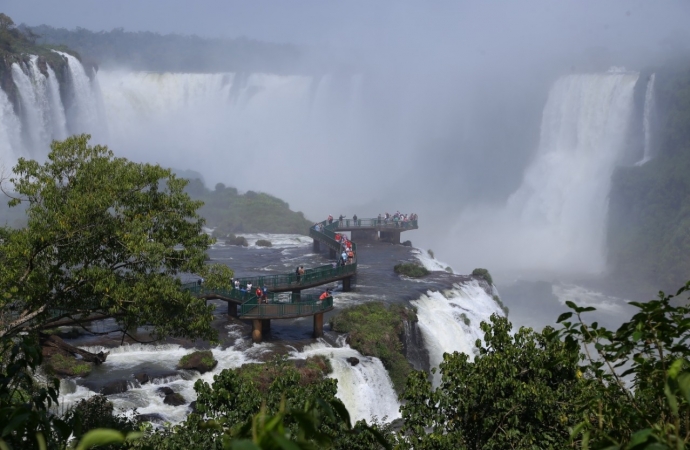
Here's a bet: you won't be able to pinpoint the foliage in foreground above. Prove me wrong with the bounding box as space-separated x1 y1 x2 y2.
330 302 415 394
0 135 233 342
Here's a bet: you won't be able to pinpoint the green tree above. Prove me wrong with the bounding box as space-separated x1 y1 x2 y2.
399 314 587 449
0 134 232 341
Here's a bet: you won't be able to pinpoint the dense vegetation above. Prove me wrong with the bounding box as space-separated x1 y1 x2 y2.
608 63 690 293
330 302 415 393
393 263 430 278
471 267 494 285
185 179 313 235
27 24 302 73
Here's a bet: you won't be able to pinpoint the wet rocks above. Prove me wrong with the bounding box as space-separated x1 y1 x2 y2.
164 393 186 406
138 413 166 423
133 372 150 385
346 356 360 366
157 386 174 396
177 350 218 374
100 380 129 395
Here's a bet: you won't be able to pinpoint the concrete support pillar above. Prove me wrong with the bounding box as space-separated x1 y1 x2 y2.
262 319 271 332
342 276 352 292
228 302 238 318
313 239 320 252
313 313 324 338
252 319 263 343
351 229 378 242
380 231 401 244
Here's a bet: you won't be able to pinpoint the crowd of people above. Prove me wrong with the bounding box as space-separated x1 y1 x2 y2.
232 278 270 303
377 211 418 227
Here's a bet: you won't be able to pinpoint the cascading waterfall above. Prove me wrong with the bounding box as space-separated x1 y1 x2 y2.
636 73 656 166
411 280 505 386
451 69 639 275
0 88 22 165
46 65 69 141
55 51 103 137
12 62 49 156
293 339 401 424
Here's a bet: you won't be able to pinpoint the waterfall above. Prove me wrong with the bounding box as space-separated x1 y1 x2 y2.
46 65 69 141
12 62 49 156
56 51 102 137
0 88 22 166
452 70 639 276
293 340 401 424
411 280 505 386
636 73 656 166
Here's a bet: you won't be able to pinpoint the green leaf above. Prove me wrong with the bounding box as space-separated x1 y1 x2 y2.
627 428 654 446
271 432 302 450
557 312 573 323
565 300 577 309
75 429 126 450
230 440 262 450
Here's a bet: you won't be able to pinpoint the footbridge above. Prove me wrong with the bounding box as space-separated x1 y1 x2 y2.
184 219 362 342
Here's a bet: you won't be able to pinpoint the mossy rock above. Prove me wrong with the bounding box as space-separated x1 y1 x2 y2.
177 350 217 374
394 263 430 278
329 302 415 394
255 239 272 247
46 353 92 377
472 268 493 285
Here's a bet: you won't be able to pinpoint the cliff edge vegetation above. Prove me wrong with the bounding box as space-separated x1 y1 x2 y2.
184 177 313 235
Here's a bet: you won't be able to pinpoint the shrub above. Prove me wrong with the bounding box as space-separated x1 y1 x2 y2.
63 395 138 442
330 302 415 394
255 239 272 247
493 294 509 315
427 249 435 259
46 353 92 377
177 350 217 374
445 266 453 274
394 263 430 278
472 267 493 285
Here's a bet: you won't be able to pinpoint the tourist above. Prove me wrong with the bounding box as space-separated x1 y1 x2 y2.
234 279 240 290
256 286 263 303
299 266 305 280
341 250 348 265
347 249 354 264
353 214 358 226
328 214 333 225
261 286 268 302
295 266 301 283
247 282 253 293
378 213 382 224
319 289 331 301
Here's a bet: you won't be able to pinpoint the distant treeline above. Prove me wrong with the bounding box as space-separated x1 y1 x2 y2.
184 177 313 235
25 24 303 73
607 61 690 294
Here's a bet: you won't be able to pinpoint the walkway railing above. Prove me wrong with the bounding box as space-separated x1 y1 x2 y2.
331 218 419 229
240 295 333 318
182 218 354 319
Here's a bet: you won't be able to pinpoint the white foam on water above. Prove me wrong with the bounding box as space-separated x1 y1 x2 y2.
412 279 505 386
412 248 453 272
61 330 272 424
292 340 401 425
237 233 312 249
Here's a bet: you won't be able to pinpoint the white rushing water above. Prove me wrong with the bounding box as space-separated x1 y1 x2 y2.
636 73 656 166
59 325 272 424
292 339 401 424
450 69 639 276
46 65 69 141
12 62 49 155
55 51 103 137
0 87 22 166
411 280 505 386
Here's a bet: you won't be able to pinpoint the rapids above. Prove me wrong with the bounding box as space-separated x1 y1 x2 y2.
56 234 504 425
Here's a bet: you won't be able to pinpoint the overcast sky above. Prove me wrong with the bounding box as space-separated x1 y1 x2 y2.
4 0 690 52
